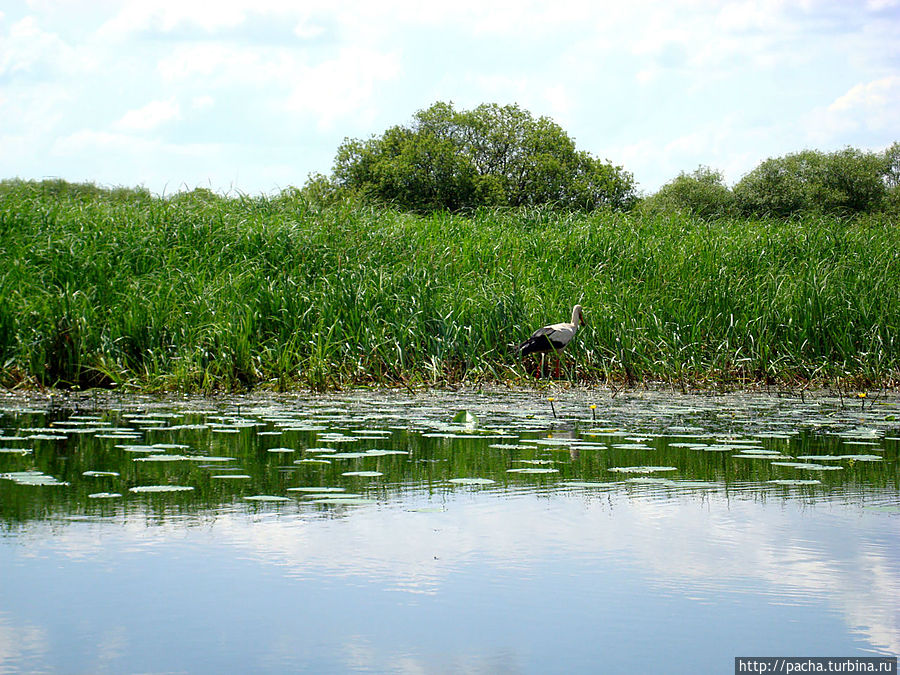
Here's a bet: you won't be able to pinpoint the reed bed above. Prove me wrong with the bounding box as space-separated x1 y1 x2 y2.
1 180 898 391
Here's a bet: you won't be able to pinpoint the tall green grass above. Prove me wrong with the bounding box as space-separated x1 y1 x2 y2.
1 179 898 391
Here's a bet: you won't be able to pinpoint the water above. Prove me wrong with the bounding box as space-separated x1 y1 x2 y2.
1 388 898 673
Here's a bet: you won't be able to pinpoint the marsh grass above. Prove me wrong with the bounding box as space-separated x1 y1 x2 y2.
1 180 898 391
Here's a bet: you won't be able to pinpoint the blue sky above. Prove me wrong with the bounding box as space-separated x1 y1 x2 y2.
1 0 898 195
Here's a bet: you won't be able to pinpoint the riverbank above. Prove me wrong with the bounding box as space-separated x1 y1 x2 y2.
2 180 898 392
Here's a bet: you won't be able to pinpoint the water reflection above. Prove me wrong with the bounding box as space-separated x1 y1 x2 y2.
1 389 898 671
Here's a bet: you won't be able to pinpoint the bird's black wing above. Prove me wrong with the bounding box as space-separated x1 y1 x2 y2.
518 331 565 356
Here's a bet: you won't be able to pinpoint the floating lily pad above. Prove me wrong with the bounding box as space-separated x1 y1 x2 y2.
186 456 234 462
82 471 120 477
133 454 191 462
452 410 478 427
294 459 331 464
1 471 69 486
311 497 377 505
449 477 496 485
287 486 345 492
625 477 675 484
0 447 32 454
297 492 362 499
795 455 882 462
341 471 383 477
88 492 122 499
129 485 195 493
243 495 291 502
211 474 251 480
770 462 843 471
608 466 678 474
267 447 296 453
767 479 821 486
506 467 559 474
117 445 158 453
732 454 790 460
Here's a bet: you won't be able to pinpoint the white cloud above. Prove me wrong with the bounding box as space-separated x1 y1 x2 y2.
1 0 898 193
114 99 182 132
191 94 215 110
807 75 900 143
0 16 80 76
283 47 402 131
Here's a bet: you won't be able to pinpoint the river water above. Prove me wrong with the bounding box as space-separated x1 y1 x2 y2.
1 388 898 673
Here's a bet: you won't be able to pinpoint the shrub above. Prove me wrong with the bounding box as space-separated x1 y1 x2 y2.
642 166 735 218
734 148 887 217
321 101 637 213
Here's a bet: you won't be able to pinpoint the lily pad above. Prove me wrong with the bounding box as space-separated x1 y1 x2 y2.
1 471 69 486
287 486 345 492
506 467 559 474
88 492 122 499
341 471 383 477
243 495 291 502
608 466 678 474
311 497 377 505
0 447 32 454
82 471 120 477
770 462 843 471
129 485 195 493
767 479 821 486
448 477 496 485
452 410 478 427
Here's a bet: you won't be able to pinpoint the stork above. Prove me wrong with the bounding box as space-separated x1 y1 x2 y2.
517 305 586 378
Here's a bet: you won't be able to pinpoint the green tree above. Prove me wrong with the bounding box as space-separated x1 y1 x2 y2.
642 166 735 218
323 102 636 213
734 147 887 217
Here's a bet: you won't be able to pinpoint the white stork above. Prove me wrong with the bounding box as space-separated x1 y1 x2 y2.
517 305 586 377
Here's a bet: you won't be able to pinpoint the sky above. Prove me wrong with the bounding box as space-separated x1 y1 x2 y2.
1 0 898 196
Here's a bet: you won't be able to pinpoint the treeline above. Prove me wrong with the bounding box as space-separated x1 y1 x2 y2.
641 146 900 219
303 101 898 219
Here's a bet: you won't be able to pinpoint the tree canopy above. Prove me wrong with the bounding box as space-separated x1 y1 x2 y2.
733 147 891 217
317 102 637 213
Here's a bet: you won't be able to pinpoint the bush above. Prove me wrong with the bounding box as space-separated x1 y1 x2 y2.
734 148 887 217
321 101 637 213
642 166 735 218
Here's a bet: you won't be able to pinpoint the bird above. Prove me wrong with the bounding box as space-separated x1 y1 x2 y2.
517 305 586 378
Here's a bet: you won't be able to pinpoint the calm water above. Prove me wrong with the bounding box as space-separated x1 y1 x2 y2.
1 388 898 673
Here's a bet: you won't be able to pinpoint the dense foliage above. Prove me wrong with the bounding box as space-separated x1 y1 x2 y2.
646 146 898 218
1 179 898 391
315 102 637 213
640 166 735 218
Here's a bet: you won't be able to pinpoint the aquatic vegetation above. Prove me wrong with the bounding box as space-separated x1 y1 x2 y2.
129 485 195 493
1 180 899 390
0 389 897 527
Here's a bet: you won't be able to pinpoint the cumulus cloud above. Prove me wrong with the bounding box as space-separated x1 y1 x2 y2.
114 99 182 132
1 0 897 193
807 75 900 144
